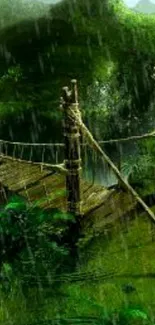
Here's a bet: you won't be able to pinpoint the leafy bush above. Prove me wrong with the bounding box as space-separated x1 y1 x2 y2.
99 306 151 325
121 138 155 195
0 195 76 289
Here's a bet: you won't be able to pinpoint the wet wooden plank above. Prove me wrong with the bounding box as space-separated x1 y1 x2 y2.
0 160 46 179
81 189 137 235
18 173 66 209
0 159 138 223
17 169 111 214
80 179 110 215
81 188 112 215
0 159 53 191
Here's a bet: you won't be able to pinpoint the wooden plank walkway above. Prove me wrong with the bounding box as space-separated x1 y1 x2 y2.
0 157 140 234
0 157 113 215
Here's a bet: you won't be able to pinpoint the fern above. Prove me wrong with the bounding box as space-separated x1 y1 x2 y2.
121 154 155 181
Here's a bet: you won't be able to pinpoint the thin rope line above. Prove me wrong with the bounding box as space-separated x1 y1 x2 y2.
0 129 155 147
98 130 155 144
0 140 65 146
0 154 68 174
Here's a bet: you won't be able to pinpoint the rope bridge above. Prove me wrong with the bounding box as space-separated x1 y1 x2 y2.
0 79 155 222
0 125 154 177
0 140 67 174
61 79 155 223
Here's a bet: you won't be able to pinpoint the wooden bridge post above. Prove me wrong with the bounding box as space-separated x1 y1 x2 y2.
61 79 82 217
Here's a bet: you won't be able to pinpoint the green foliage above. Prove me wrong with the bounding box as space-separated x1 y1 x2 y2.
0 195 76 289
122 153 153 180
121 138 155 195
98 306 151 324
0 64 23 99
1 1 155 321
1 0 155 140
0 64 35 124
97 306 150 324
122 308 148 319
0 65 23 82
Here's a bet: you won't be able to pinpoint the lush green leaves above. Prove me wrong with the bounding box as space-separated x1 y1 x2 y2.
117 307 150 324
0 195 76 288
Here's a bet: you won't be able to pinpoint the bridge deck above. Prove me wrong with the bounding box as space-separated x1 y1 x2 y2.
0 157 113 215
0 157 139 229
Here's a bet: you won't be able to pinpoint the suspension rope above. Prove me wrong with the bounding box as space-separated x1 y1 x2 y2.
0 140 65 146
0 128 154 149
55 146 58 164
29 145 33 162
0 154 68 174
13 144 16 158
41 146 45 172
20 144 24 160
98 130 155 144
4 142 8 156
68 107 155 223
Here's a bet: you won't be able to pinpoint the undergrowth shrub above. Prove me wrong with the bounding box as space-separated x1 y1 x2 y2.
0 195 76 291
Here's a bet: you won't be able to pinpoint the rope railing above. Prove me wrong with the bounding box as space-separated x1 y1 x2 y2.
0 138 66 175
98 130 155 144
0 139 64 146
0 128 155 148
0 154 68 174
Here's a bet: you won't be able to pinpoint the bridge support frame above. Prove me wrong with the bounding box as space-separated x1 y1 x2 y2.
61 79 82 217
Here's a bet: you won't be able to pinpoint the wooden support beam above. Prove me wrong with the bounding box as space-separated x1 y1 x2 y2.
62 79 82 217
